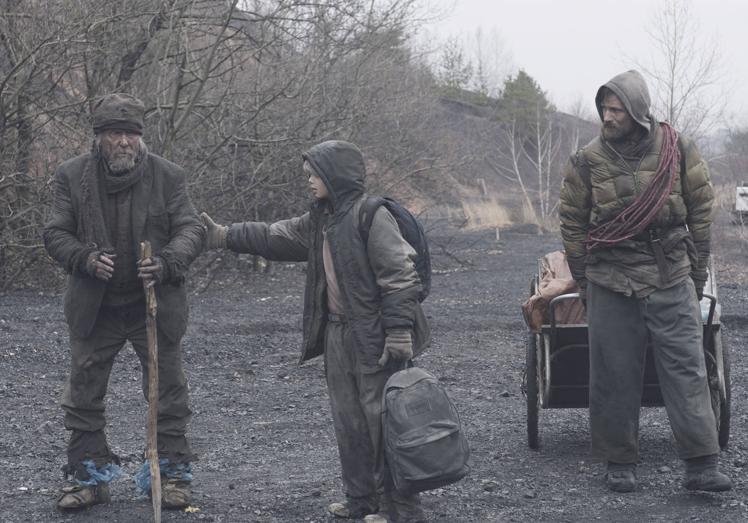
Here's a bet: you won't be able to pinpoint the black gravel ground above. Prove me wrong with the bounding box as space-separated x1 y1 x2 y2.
1 226 747 522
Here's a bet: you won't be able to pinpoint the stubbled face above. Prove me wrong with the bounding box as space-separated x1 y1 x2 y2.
601 92 636 142
304 161 330 200
99 129 142 173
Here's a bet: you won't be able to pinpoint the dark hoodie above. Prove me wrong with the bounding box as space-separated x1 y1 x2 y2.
595 70 657 159
227 140 430 371
595 69 652 132
302 140 365 216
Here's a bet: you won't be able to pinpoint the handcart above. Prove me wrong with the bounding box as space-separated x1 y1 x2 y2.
522 253 730 450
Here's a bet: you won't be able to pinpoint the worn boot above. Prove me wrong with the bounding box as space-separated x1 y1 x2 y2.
57 482 110 511
683 454 732 492
162 478 192 509
606 462 636 493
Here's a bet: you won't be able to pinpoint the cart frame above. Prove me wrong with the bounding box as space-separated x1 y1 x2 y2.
523 260 730 450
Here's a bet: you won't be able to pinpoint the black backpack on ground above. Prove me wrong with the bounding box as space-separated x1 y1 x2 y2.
358 196 431 302
381 367 470 494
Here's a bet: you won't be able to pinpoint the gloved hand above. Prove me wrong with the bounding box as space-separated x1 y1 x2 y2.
691 270 707 301
200 212 228 250
378 329 413 367
577 280 587 308
137 256 166 288
694 281 704 301
85 251 116 282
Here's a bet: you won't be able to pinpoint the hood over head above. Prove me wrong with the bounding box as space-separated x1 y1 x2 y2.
595 70 652 132
302 140 365 211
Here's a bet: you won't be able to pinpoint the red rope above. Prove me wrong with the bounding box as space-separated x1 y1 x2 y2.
585 122 680 251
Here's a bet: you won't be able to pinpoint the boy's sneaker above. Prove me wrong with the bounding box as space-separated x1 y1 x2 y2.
56 483 110 510
328 499 377 519
364 514 390 523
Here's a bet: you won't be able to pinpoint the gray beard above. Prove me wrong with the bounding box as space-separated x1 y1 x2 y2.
108 154 137 174
96 137 147 174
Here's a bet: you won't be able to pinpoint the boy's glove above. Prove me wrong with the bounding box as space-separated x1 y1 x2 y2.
200 212 228 250
378 329 413 367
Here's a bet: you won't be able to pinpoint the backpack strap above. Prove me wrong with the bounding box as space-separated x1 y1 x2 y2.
573 149 592 191
677 135 686 181
358 195 385 244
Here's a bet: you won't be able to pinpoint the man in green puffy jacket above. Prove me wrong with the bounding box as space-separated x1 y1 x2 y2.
559 70 731 493
202 140 430 523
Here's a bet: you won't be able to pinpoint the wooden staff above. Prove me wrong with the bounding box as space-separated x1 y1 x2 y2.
141 241 162 523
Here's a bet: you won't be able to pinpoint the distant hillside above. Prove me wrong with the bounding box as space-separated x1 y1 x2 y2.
374 95 598 231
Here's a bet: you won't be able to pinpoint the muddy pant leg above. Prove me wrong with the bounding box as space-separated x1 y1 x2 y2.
382 466 424 522
588 282 649 464
324 321 378 510
62 309 126 470
359 363 423 520
129 311 194 463
645 279 720 459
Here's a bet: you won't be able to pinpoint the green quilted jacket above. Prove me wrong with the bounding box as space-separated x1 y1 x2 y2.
558 125 713 296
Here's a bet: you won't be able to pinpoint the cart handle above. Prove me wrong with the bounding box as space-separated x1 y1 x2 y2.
702 293 716 332
548 293 581 356
548 291 717 349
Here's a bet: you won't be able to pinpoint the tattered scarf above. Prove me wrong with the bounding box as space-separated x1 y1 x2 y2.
78 144 147 250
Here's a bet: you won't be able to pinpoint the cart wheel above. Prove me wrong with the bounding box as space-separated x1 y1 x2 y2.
706 331 731 449
716 332 731 449
526 332 540 449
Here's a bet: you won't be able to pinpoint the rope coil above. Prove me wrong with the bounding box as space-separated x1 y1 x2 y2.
586 123 680 251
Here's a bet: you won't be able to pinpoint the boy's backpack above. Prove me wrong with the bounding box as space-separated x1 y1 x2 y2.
381 367 470 494
358 196 431 301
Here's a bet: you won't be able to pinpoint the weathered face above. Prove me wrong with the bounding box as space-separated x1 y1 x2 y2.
304 161 330 200
99 129 142 173
601 92 636 142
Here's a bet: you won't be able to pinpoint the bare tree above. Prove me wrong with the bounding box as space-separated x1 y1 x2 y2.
0 0 445 288
637 0 725 141
486 110 560 230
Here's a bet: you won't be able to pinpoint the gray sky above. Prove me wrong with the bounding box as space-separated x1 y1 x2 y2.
422 0 747 126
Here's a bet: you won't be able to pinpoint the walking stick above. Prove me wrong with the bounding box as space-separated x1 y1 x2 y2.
141 241 162 523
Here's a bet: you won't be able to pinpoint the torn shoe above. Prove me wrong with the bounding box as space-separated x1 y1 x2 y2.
57 483 110 511
162 478 192 509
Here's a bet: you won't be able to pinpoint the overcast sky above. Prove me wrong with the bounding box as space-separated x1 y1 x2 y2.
421 0 747 126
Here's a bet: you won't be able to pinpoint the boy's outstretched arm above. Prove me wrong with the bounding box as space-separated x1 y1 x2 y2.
200 212 309 262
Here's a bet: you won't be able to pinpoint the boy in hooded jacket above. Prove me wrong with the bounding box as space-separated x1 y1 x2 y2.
202 140 430 523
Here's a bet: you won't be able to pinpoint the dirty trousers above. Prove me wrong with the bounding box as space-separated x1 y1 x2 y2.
587 279 719 463
324 319 422 519
62 301 193 468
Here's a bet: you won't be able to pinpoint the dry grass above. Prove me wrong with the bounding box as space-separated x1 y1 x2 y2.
460 197 513 229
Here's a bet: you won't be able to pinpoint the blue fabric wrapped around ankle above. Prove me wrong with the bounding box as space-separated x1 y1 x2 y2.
77 459 122 487
134 459 193 495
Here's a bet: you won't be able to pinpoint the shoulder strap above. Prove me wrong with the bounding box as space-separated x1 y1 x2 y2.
358 195 385 244
573 149 592 191
677 135 686 178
